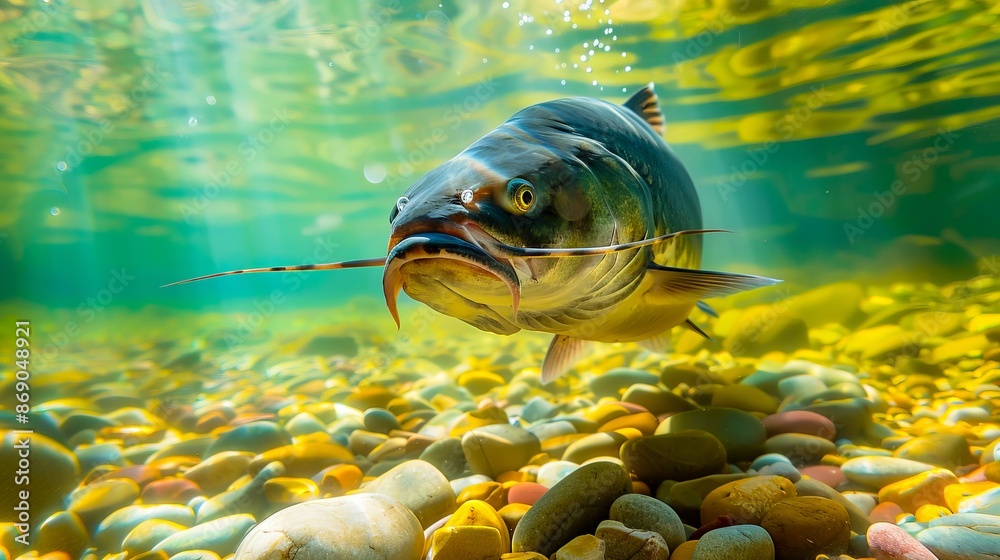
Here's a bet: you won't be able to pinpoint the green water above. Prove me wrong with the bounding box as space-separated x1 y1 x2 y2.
2 0 999 317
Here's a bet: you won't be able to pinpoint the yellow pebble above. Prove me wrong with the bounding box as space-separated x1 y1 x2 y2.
944 481 996 512
498 503 531 535
430 526 505 560
878 468 958 513
445 499 510 553
582 403 631 425
496 471 531 484
612 427 645 440
263 477 319 504
914 504 952 522
456 481 508 510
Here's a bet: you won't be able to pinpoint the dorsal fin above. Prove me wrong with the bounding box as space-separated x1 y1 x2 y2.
624 83 664 135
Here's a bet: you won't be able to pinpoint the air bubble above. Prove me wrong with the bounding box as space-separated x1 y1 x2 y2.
206 95 216 105
188 117 198 126
55 161 67 171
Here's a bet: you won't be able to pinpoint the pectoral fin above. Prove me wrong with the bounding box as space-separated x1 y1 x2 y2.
684 318 713 341
638 334 672 353
696 300 719 317
541 335 591 384
646 263 780 303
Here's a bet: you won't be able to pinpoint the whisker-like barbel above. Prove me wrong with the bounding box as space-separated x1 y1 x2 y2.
160 257 388 287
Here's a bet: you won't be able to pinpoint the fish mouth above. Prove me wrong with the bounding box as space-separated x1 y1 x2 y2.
383 226 521 328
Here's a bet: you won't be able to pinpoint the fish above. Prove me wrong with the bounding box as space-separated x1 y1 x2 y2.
166 83 780 382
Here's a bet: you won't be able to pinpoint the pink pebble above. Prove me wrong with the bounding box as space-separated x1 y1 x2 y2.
611 401 649 414
867 522 938 560
508 482 548 505
141 478 202 504
762 411 836 440
870 501 905 524
800 465 847 489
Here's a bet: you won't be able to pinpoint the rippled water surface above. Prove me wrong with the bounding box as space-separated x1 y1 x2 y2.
2 0 999 312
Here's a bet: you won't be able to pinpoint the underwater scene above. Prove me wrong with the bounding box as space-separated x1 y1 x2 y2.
2 0 1000 558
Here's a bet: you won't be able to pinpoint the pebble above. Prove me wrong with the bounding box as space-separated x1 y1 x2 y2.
690 524 775 560
462 424 541 479
508 482 548 505
701 475 796 525
893 433 975 470
867 522 938 560
763 433 836 466
536 461 579 487
563 432 628 464
877 468 958 513
609 493 686 550
36 511 89 557
590 368 660 398
841 457 936 488
419 437 469 480
760 496 850 559
441 499 510 552
155 514 256 556
512 461 632 556
196 460 284 523
915 524 1000 560
553 534 606 560
182 451 254 495
360 459 456 528
248 441 354 478
94 504 195 550
595 520 670 560
123 519 187 555
622 384 696 416
233 494 422 560
620 431 727 485
68 478 141 531
0 433 79 518
655 408 767 462
205 421 291 456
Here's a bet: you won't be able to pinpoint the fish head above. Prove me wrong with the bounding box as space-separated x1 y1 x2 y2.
384 123 652 333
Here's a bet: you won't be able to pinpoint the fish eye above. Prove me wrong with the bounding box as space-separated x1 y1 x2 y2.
508 179 535 213
389 196 408 223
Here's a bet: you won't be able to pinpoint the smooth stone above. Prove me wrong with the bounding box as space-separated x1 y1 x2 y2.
928 513 1000 528
462 424 541 479
68 479 141 532
665 474 752 513
942 406 990 426
430 526 505 559
205 421 291 456
870 502 905 523
600 412 659 436
141 479 202 505
783 282 864 327
866 522 938 560
799 398 872 440
724 305 810 356
763 434 835 467
499 503 532 535
455 481 507 510
757 462 801 483
760 496 850 560
0 433 79 518
145 436 215 464
536 461 579 487
504 553 548 560
457 370 507 395
842 492 878 515
154 514 256 556
610 494 686 550
528 420 577 442
284 412 327 436
775 375 827 399
915 525 1000 560
590 368 660 399
196 461 284 523
622 384 696 416
508 482 548 506
450 474 493 496
799 465 846 488
750 454 792 471
360 459 456 528
444 499 510 552
841 457 936 488
94 464 161 488
701 475 796 525
563 432 628 464
95 504 195 551
894 433 975 469
419 437 469 480
315 463 364 495
363 408 402 434
957 485 1000 514
621 431 727 485
76 442 125 472
521 397 559 423
512 462 631 556
711 385 779 415
249 441 354 478
655 408 767 462
36 511 88 557
233 495 421 560
553 534 606 560
263 477 320 504
169 551 221 560
690 524 775 560
596 520 670 560
761 411 836 440
794 478 872 534
739 369 801 395
123 519 186 555
878 468 958 513
182 451 254 495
